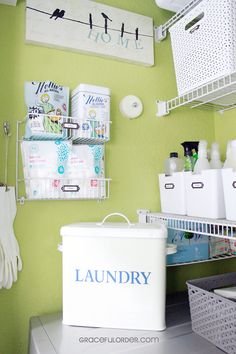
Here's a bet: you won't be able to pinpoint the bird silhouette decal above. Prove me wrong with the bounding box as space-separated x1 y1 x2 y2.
101 12 112 34
50 8 65 20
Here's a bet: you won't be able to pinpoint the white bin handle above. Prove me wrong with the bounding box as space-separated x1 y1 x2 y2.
98 213 134 226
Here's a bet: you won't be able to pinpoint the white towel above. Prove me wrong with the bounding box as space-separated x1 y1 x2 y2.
0 187 22 289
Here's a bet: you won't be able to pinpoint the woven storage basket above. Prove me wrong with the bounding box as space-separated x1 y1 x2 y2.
187 273 236 354
170 0 236 95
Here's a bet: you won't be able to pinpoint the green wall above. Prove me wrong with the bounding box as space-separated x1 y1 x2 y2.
0 1 235 353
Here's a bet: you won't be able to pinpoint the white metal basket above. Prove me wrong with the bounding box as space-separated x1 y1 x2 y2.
170 0 236 95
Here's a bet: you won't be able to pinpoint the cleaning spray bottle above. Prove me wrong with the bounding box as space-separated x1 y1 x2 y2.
181 141 199 171
192 148 198 166
223 140 236 170
210 142 222 169
193 140 210 173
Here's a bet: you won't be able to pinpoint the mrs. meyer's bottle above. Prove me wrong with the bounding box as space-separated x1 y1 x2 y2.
164 152 184 176
210 142 222 169
193 140 210 173
223 140 236 171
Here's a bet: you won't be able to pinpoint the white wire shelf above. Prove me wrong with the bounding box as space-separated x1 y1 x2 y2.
137 210 236 266
18 114 111 144
157 72 236 117
146 212 236 239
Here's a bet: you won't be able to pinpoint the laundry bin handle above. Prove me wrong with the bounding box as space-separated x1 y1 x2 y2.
97 213 134 226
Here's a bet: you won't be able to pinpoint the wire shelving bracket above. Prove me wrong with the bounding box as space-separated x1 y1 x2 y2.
154 0 203 42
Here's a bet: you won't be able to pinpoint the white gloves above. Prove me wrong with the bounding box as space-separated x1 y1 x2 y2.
0 187 22 289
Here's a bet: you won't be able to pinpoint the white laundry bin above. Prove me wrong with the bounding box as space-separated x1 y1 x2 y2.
60 213 170 331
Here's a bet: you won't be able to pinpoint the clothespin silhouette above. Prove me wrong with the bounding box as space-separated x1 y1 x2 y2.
89 13 93 29
121 23 124 37
101 12 112 34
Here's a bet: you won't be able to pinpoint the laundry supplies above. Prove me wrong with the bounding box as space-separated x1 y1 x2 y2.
24 81 70 140
210 142 223 169
193 140 210 174
164 152 184 176
167 229 209 265
66 145 105 199
20 141 105 199
21 140 71 199
71 84 110 142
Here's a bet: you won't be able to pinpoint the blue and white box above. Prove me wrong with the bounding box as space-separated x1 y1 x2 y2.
167 229 209 265
71 84 110 142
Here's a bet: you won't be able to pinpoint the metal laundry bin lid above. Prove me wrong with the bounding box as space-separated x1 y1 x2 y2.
60 213 167 239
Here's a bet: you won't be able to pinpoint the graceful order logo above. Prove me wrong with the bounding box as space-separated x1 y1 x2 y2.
75 269 151 285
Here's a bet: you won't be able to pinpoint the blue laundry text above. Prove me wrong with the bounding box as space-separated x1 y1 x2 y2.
75 269 151 285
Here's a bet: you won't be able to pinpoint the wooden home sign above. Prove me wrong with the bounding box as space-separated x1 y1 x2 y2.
26 0 154 66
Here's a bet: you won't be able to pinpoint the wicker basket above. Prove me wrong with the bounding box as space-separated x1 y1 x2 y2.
187 273 236 354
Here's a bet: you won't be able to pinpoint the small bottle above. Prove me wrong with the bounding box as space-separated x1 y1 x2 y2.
210 142 222 169
223 140 236 170
193 140 210 173
164 152 184 175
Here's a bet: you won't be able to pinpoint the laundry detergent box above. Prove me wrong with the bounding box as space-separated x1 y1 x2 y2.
24 81 70 140
20 141 105 199
209 237 231 258
65 144 105 199
20 140 71 199
167 229 209 265
71 84 110 142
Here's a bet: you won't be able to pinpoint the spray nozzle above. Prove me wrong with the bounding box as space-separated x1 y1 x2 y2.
181 141 199 156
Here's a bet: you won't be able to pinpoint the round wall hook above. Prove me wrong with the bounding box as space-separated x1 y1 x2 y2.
119 95 143 119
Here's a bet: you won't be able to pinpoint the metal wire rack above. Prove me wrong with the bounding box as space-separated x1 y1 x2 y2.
16 116 111 202
137 210 236 267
